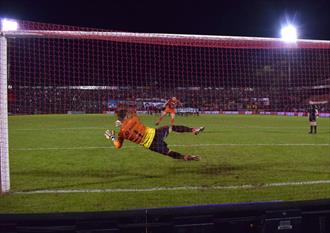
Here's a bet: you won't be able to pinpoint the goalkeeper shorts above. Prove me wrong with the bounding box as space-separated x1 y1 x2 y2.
148 126 170 155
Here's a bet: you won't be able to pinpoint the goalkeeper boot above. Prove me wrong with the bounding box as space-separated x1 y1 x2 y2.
193 126 205 135
183 155 200 161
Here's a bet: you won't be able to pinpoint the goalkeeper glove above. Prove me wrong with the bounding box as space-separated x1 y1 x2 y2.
115 120 122 127
105 130 116 141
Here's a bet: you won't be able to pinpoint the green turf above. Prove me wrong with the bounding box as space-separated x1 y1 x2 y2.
0 114 329 213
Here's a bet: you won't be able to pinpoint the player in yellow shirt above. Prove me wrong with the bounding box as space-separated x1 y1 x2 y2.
105 109 204 161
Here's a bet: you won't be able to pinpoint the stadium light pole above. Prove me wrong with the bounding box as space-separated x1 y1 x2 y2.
0 18 18 193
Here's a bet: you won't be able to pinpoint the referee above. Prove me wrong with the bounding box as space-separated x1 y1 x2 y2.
308 105 319 134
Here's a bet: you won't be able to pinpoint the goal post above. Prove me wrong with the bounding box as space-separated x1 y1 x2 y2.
0 35 10 194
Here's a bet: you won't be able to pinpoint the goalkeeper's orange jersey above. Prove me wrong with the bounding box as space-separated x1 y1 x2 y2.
113 115 156 149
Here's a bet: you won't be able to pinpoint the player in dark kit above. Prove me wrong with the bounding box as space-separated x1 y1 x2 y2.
308 105 319 134
105 109 205 161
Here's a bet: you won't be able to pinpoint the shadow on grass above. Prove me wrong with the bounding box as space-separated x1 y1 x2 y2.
169 163 266 176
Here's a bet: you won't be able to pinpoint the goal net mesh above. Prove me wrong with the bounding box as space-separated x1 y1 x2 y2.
6 20 330 115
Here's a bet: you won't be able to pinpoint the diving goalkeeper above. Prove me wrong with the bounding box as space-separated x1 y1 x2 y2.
105 109 204 161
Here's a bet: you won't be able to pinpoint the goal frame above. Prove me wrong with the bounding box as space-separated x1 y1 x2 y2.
0 35 9 193
1 30 330 193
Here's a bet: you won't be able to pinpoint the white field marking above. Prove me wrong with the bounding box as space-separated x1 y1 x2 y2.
12 180 330 195
11 125 319 131
10 143 330 151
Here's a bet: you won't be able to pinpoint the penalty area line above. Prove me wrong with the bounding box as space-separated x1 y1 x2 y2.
12 180 330 195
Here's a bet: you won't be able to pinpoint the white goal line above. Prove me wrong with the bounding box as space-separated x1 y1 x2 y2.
10 143 330 151
13 180 330 195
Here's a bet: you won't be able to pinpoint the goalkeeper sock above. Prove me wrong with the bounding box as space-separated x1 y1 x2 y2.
172 125 193 132
168 151 184 159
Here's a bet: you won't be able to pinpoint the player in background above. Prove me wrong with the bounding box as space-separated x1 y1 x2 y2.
105 109 204 161
308 105 319 134
155 97 181 126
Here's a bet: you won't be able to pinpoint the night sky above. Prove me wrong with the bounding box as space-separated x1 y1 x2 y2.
0 0 329 40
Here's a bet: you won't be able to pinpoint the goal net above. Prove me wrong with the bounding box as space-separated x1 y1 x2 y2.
1 20 330 193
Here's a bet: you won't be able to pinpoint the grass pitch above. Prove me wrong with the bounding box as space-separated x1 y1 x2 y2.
0 114 329 213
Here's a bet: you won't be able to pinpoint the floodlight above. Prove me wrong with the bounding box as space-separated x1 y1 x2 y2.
1 18 19 31
281 25 297 42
